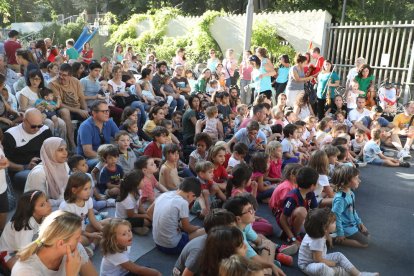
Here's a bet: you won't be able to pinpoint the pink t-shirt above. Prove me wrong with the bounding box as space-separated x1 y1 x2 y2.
240 61 253 80
267 159 282 179
140 175 157 201
268 180 296 213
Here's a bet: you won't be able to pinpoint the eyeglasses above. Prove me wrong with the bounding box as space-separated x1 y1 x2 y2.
59 73 69 77
30 77 42 81
95 109 110 114
241 208 255 215
30 124 44 129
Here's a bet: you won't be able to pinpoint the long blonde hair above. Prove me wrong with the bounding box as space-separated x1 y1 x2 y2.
101 219 132 255
17 211 82 261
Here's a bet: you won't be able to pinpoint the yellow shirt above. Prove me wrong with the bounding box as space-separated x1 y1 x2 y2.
143 120 157 137
393 113 414 129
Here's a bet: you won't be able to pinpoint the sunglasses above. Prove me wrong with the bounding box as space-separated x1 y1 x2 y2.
30 124 44 129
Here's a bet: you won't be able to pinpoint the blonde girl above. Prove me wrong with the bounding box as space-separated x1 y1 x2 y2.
100 219 161 276
13 210 95 276
265 141 283 183
0 190 51 270
59 172 110 257
208 145 228 190
219 255 264 276
202 106 224 143
308 150 335 207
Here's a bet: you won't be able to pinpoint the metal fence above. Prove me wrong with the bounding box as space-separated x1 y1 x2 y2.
325 21 414 102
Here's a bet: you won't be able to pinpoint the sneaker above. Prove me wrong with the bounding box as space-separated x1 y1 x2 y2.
106 198 116 207
132 226 149 236
275 253 293 266
398 149 411 160
277 243 299 256
356 162 367 167
399 161 410 168
360 273 379 276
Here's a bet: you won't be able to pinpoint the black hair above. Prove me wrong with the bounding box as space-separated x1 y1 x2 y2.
38 87 53 99
140 68 152 79
59 63 72 73
134 155 151 170
331 137 348 146
336 145 347 160
89 61 102 71
250 152 268 174
304 208 336 239
233 142 248 156
148 106 164 120
26 69 45 88
71 62 83 76
271 124 283 135
283 124 297 138
66 40 74 46
8 30 19 38
11 190 45 231
193 132 213 149
67 154 86 171
152 126 169 140
296 167 319 189
64 172 91 203
223 196 251 217
156 60 168 69
118 170 144 202
39 61 49 70
179 177 201 197
102 146 120 160
163 143 180 157
203 209 236 233
225 163 253 198
279 54 290 65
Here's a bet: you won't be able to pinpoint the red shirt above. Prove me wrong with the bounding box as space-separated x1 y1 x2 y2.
81 49 94 64
213 165 228 183
312 56 325 76
4 40 21 65
267 159 282 179
268 180 296 214
143 141 162 159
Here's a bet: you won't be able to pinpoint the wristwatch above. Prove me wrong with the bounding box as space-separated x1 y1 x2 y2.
288 237 297 243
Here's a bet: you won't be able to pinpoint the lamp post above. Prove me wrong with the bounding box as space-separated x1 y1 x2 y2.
244 0 254 51
341 0 347 24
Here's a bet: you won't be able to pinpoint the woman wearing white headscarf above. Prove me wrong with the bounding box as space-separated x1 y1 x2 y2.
25 137 69 207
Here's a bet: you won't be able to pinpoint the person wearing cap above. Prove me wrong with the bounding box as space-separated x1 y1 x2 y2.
4 30 22 72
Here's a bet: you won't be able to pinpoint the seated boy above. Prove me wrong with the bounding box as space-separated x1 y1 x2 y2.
148 177 205 255
281 124 301 166
143 126 169 164
278 167 319 245
227 142 248 172
98 146 124 197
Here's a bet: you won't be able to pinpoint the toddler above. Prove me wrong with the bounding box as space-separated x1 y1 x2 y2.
227 142 248 172
234 104 248 133
189 133 213 173
140 80 159 106
35 88 61 135
202 106 224 143
351 129 366 161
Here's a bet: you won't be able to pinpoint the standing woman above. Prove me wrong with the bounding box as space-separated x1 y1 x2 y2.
207 49 220 74
255 47 276 100
222 49 238 87
239 50 253 104
274 54 290 101
81 42 93 64
316 60 340 120
112 44 124 64
172 47 186 69
12 210 98 276
285 53 313 107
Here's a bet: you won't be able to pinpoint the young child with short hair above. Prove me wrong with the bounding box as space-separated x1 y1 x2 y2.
336 145 355 167
189 133 213 173
35 87 61 136
140 80 159 106
100 219 161 276
158 143 183 190
279 167 318 245
122 118 146 154
234 104 248 133
298 208 378 276
143 126 169 164
115 131 137 175
227 142 248 172
324 145 341 174
135 155 169 208
160 119 180 145
218 92 233 135
99 146 124 198
195 160 227 216
351 129 367 161
364 128 410 167
281 124 301 166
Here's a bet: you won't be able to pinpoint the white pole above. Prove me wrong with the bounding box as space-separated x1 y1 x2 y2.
244 0 254 51
404 39 414 103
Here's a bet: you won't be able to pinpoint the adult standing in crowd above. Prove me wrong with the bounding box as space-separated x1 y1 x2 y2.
2 108 52 190
355 64 376 109
172 47 186 69
77 100 119 168
316 60 340 121
34 40 47 64
207 49 220 74
113 44 124 63
49 63 89 150
285 53 314 107
310 47 325 78
223 49 238 87
274 55 290 101
4 30 22 72
239 50 253 104
81 42 94 64
255 47 276 100
25 137 69 207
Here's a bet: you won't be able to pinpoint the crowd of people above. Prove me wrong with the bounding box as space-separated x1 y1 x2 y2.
0 28 412 276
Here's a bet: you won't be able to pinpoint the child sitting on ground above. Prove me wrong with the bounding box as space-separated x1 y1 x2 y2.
265 141 283 183
189 133 213 173
202 106 224 143
308 150 335 208
115 131 137 174
217 92 234 135
122 119 146 154
324 145 340 175
363 128 410 168
161 119 180 145
143 126 169 164
250 152 275 203
208 145 229 191
158 143 183 191
234 104 248 133
298 208 378 276
195 161 227 216
279 167 318 245
99 146 124 198
281 124 302 166
351 129 367 161
336 145 355 167
227 142 248 172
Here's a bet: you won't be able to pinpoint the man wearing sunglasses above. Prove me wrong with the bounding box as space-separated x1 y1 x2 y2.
2 108 52 190
49 63 89 150
77 100 119 168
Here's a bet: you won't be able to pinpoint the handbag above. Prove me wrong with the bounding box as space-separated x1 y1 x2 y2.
113 94 140 108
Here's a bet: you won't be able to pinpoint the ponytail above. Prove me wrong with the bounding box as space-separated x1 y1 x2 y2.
225 164 252 198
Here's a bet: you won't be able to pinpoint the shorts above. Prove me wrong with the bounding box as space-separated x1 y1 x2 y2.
0 190 9 213
367 157 385 166
156 232 189 255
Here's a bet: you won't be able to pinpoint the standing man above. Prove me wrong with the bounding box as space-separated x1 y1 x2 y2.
4 30 22 72
49 63 89 150
2 108 52 190
77 100 119 168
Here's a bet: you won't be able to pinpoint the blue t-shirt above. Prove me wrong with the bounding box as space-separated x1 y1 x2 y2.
282 188 318 217
258 58 272 92
234 128 267 149
98 164 124 193
358 116 389 128
332 190 362 237
80 76 101 107
317 72 340 99
242 224 258 258
363 140 382 163
276 66 290 83
76 117 119 156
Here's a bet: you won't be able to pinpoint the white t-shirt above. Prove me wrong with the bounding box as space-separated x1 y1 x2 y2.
314 174 330 199
152 191 189 248
0 147 7 194
348 108 370 122
347 90 358 109
227 156 241 168
281 138 294 154
298 234 327 269
100 249 130 276
115 193 137 219
346 68 358 83
59 198 93 230
0 217 39 253
12 243 88 276
19 86 39 108
108 80 126 95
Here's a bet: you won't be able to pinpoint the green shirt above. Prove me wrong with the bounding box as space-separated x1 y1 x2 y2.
355 75 374 96
317 72 340 99
66 47 79 60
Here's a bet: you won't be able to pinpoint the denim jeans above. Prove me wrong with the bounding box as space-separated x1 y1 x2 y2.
12 170 31 191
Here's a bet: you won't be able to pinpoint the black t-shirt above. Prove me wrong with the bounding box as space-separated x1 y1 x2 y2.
172 76 189 90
